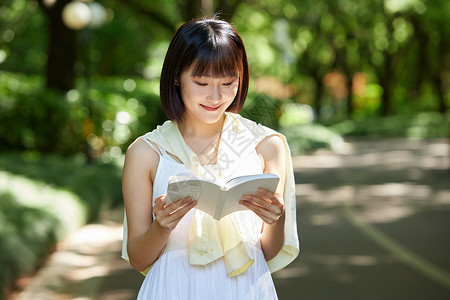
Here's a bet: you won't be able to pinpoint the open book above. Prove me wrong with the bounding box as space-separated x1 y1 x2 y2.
166 173 280 220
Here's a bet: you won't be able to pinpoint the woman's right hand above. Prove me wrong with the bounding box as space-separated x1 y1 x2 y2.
153 195 197 232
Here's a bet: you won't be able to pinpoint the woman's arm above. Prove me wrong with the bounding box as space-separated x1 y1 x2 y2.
122 139 196 272
240 135 287 261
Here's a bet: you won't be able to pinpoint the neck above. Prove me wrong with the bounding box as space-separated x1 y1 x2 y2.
178 114 226 139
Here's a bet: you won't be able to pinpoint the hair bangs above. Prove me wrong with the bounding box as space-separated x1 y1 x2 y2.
191 40 242 78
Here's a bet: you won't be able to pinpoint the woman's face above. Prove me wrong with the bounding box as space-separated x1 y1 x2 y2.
178 64 239 125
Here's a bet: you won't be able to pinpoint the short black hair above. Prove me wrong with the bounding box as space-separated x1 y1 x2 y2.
160 18 249 122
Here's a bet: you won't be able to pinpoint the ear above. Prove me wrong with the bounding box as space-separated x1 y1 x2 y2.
175 78 180 86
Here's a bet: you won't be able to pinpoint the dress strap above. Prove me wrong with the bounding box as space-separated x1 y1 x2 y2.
140 137 184 164
140 137 167 157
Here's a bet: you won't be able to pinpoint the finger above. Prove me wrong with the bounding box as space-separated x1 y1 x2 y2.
270 192 285 206
257 188 285 207
167 196 194 210
240 195 273 210
166 200 197 223
167 197 194 215
156 200 197 231
156 196 192 222
257 188 275 199
153 195 167 215
240 195 284 218
243 191 285 212
240 201 278 224
240 200 273 218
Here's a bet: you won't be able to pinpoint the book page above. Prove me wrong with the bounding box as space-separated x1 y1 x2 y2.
219 175 280 219
166 176 221 217
224 173 279 190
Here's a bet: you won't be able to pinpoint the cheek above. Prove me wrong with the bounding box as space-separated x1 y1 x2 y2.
181 85 202 102
224 86 239 100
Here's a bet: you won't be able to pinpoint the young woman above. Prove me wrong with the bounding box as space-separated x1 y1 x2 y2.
122 18 299 299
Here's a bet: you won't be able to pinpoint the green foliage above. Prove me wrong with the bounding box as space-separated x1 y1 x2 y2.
0 72 73 152
0 192 59 297
0 193 58 296
241 95 343 154
2 0 448 127
83 0 177 77
234 0 449 119
280 123 346 155
331 112 449 138
241 92 282 130
0 152 124 296
0 71 166 159
0 152 123 221
0 0 47 74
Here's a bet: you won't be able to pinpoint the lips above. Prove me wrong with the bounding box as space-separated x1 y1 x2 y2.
200 104 222 111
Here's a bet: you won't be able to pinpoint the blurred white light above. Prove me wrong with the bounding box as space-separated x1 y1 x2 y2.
280 103 314 127
62 2 91 30
385 0 415 13
0 49 7 64
109 146 123 158
87 2 107 28
116 111 131 125
123 79 136 92
127 98 139 110
2 29 14 43
102 119 114 132
113 124 131 144
66 89 80 102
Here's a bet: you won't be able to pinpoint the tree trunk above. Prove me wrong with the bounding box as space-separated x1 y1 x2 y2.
379 74 391 116
179 0 242 21
436 41 448 113
378 51 393 116
313 76 324 122
178 0 203 20
410 16 428 100
346 76 354 119
436 67 447 114
38 0 77 91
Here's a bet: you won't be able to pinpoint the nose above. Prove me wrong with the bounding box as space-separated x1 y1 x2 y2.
207 85 222 102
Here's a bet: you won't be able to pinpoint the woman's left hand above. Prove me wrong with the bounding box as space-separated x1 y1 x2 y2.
239 188 285 224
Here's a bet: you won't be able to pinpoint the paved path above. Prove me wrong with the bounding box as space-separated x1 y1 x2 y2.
12 138 450 300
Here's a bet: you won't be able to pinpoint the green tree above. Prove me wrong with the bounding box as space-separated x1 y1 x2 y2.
34 0 246 92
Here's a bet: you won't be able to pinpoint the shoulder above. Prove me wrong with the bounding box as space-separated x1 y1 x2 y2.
126 138 158 159
256 134 285 159
255 134 286 182
123 138 160 181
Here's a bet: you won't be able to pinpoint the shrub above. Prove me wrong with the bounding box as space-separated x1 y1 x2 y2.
0 72 167 160
330 112 449 138
0 152 124 297
0 192 59 295
280 123 346 155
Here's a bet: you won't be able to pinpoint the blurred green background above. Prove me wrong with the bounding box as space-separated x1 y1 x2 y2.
0 0 449 298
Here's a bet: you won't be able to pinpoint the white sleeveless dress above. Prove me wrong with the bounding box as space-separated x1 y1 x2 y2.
134 139 278 300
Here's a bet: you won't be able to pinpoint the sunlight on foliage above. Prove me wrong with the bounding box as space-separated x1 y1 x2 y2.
0 171 87 235
281 123 346 155
279 103 314 127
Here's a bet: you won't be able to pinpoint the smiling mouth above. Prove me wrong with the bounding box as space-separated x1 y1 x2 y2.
200 104 222 111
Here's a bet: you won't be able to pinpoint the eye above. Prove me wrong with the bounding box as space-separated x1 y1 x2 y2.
195 82 207 86
223 79 237 86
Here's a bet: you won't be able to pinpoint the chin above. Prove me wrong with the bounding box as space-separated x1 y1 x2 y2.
200 112 226 125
